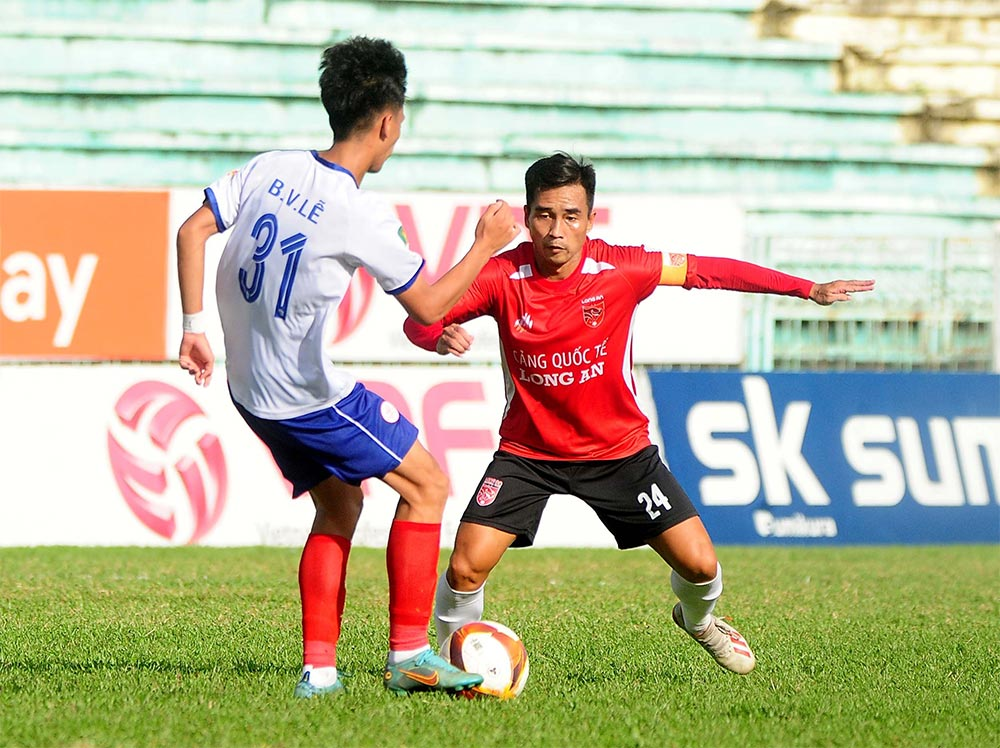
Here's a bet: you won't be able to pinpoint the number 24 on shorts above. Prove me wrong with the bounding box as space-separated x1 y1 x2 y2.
637 483 672 519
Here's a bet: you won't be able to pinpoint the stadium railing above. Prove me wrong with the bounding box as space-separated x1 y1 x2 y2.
746 235 998 371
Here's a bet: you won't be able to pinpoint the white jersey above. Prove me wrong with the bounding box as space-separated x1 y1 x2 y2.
206 149 424 419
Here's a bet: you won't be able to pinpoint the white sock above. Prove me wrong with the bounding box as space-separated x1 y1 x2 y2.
301 664 338 687
434 570 485 646
670 563 723 633
387 646 430 666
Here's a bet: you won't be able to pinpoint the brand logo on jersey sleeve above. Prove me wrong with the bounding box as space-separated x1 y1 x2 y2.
581 297 605 328
476 477 503 506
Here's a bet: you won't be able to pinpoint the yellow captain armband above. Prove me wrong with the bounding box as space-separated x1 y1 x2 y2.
659 252 688 286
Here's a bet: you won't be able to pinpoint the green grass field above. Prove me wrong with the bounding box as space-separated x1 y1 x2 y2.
1 545 997 747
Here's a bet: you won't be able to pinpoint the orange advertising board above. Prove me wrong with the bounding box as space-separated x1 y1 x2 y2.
0 190 169 360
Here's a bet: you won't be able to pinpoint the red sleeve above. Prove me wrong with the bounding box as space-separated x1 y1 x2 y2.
591 239 661 301
403 317 443 352
401 257 502 352
683 254 814 299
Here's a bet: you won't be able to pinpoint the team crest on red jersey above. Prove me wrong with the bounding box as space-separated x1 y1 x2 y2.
476 477 503 506
582 299 605 328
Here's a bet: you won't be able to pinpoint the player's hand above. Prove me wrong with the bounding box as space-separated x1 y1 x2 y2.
475 200 520 253
809 279 875 306
179 333 214 386
437 324 474 357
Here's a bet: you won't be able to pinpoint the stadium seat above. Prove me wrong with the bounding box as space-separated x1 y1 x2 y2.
0 0 996 370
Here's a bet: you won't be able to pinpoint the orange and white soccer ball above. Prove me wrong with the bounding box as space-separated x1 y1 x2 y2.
440 620 529 699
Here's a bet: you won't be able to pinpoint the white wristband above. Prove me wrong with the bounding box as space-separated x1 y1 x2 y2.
182 312 207 334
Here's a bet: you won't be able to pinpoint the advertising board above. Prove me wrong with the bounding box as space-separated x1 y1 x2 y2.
650 372 1000 544
0 187 748 364
0 190 169 359
0 362 616 548
2 365 994 547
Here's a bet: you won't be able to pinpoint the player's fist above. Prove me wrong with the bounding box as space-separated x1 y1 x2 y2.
436 323 474 357
476 200 520 253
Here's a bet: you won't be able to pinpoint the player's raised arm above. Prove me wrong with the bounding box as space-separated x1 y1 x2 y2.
659 252 874 304
176 201 220 386
396 200 519 325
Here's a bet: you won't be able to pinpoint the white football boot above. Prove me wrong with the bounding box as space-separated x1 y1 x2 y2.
672 603 756 675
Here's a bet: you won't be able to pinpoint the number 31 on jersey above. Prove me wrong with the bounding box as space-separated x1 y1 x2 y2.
238 212 307 319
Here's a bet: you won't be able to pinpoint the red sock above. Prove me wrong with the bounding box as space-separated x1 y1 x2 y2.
299 533 351 667
386 520 441 651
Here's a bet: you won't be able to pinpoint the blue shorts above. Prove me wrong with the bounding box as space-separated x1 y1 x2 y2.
232 383 419 496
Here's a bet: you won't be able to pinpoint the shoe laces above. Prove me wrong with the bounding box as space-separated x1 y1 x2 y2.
409 648 445 668
697 619 735 656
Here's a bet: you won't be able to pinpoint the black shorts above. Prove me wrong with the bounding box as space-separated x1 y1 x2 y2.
461 445 700 550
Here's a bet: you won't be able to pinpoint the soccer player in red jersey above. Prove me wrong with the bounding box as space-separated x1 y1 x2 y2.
404 152 874 674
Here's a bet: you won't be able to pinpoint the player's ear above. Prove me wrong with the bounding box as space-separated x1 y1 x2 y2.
586 208 596 233
378 109 396 141
523 205 530 223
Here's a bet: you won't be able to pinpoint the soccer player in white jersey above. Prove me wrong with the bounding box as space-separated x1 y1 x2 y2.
406 153 874 675
175 36 519 698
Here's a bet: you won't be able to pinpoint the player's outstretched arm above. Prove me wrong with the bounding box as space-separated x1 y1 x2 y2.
669 254 875 303
397 200 519 325
808 279 876 305
176 202 219 387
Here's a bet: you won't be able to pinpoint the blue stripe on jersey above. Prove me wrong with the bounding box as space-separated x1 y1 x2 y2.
311 151 359 186
388 258 425 295
204 187 226 233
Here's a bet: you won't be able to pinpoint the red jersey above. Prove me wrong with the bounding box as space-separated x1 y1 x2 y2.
427 238 662 460
405 240 814 461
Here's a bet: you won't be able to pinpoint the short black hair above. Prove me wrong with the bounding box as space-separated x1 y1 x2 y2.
524 152 596 212
319 36 407 141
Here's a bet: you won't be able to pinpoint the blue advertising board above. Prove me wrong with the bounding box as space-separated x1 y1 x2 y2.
647 372 1000 545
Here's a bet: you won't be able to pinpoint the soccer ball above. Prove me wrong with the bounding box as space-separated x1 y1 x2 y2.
440 620 529 699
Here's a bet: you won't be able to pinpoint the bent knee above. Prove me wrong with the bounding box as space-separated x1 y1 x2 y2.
404 465 449 510
675 550 719 584
420 468 449 507
447 555 489 591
